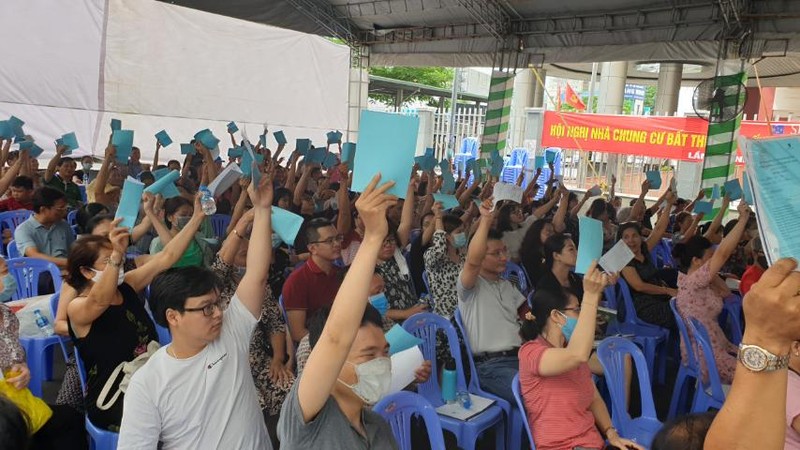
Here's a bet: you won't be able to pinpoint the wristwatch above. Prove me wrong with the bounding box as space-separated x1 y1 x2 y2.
738 343 790 372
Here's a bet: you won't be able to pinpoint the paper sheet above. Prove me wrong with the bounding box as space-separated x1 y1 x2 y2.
208 163 243 197
153 168 170 180
645 170 662 189
144 170 180 196
352 110 419 199
587 184 602 197
598 239 635 273
435 394 495 421
388 346 424 395
492 182 523 207
116 177 144 231
341 142 356 167
385 324 423 356
273 130 287 146
432 193 460 210
296 139 311 155
723 179 742 201
272 207 304 246
180 143 196 155
742 173 754 205
576 217 603 274
61 132 79 150
694 201 713 215
112 130 134 163
155 130 172 147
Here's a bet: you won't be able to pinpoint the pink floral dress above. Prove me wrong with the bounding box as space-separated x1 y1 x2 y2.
676 262 737 384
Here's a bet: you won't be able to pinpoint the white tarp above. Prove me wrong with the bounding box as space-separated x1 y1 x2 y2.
0 0 349 162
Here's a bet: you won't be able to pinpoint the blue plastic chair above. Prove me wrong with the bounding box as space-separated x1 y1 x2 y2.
143 288 171 346
18 293 60 397
6 239 19 258
667 299 700 419
6 257 62 300
49 292 85 389
510 374 535 449
67 209 78 229
453 309 520 449
502 261 529 295
719 294 743 345
209 214 232 240
687 318 727 413
421 270 431 295
650 238 675 269
78 185 88 204
403 312 506 450
609 279 669 384
0 210 32 257
373 391 447 450
597 337 663 448
74 347 119 449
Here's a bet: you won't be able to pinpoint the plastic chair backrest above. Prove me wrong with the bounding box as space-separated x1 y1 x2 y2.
616 278 645 327
687 318 727 401
421 270 431 294
6 257 62 300
603 284 618 310
0 209 32 233
402 312 468 403
209 214 232 240
453 309 483 393
597 337 660 431
511 374 535 449
669 298 698 369
74 346 88 394
503 261 529 294
373 391 447 450
508 148 529 167
66 210 78 228
6 240 19 259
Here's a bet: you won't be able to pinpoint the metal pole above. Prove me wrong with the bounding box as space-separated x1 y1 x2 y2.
447 67 461 159
586 62 598 113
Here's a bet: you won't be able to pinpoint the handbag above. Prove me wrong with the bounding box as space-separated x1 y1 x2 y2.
96 340 160 410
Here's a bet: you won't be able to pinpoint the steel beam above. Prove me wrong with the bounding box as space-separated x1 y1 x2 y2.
285 0 361 45
453 0 510 41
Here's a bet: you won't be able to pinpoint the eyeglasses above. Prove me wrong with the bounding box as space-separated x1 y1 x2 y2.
183 300 223 317
562 307 581 313
310 234 344 246
382 238 397 247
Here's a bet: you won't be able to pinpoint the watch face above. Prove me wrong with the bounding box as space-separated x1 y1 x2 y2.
742 347 768 371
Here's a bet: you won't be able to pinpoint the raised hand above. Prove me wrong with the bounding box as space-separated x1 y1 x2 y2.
354 174 397 241
737 200 752 219
248 170 273 209
108 218 131 254
641 180 651 194
744 258 800 349
582 261 615 299
432 201 443 218
478 197 494 217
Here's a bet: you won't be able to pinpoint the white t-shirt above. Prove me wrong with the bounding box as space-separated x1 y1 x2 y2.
118 294 270 450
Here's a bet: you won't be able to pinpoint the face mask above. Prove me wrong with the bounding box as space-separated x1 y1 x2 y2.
338 357 391 405
558 311 578 342
0 273 17 301
91 268 126 286
368 293 389 316
82 162 93 171
174 216 191 230
451 232 467 249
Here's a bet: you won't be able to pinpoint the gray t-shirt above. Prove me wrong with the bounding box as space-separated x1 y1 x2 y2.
278 379 398 450
457 273 525 354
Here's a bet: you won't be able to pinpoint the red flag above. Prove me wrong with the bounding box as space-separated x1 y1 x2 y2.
556 82 562 111
564 83 586 111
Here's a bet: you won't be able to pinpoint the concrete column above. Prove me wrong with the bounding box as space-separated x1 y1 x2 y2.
509 69 536 150
532 68 546 108
597 62 628 182
346 47 369 143
654 63 683 116
415 106 436 156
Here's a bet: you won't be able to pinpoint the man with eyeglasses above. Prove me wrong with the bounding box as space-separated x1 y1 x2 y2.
282 217 345 345
457 198 527 404
14 186 74 271
117 175 275 449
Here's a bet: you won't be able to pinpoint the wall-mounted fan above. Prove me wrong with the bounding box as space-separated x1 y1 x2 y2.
692 76 747 123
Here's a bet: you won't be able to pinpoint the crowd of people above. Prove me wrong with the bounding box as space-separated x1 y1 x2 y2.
0 126 798 450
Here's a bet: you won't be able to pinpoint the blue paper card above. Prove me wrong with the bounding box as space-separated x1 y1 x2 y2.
18 141 33 151
723 179 742 201
327 130 343 145
153 168 170 180
711 183 721 200
159 183 181 199
432 193 460 210
694 201 713 215
439 159 451 174
415 147 437 172
111 130 134 163
110 119 121 131
29 144 44 158
194 129 220 150
534 155 546 169
296 139 311 155
115 178 144 231
465 157 476 174
8 116 24 129
251 162 262 186
180 143 196 155
144 170 180 197
155 130 172 147
742 173 753 205
645 171 662 189
307 147 327 164
259 135 266 147
273 130 287 146
61 132 79 150
322 152 339 170
545 148 557 164
0 121 12 139
341 142 356 166
576 217 603 274
441 170 456 194
240 150 258 177
352 110 419 198
272 207 304 246
228 147 244 158
227 121 239 133
385 324 423 356
491 153 505 177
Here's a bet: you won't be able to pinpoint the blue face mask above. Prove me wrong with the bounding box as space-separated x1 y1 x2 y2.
451 232 467 249
558 311 578 342
0 273 17 302
369 293 389 316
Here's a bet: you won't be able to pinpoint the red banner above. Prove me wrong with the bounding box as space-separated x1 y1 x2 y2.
540 111 800 164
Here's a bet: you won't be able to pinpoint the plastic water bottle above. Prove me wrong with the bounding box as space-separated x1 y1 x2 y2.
441 358 457 403
34 309 54 336
199 186 216 216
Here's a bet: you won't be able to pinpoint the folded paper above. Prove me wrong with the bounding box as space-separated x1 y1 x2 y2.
180 143 196 155
385 324 423 356
227 121 239 133
111 130 134 163
296 138 311 156
228 147 244 158
321 152 339 170
326 130 342 145
306 147 327 164
110 118 121 131
155 130 172 147
273 131 287 146
259 135 266 147
576 217 603 274
534 155 546 169
352 110 419 198
645 171 662 189
599 239 635 273
116 178 144 231
341 142 356 167
153 168 170 180
492 182 523 207
388 346 425 395
0 121 12 139
272 207 304 246
742 173 753 205
711 183 721 200
194 129 220 150
144 170 180 198
208 163 243 197
545 148 558 164
723 179 742 201
432 193 460 210
694 201 713 215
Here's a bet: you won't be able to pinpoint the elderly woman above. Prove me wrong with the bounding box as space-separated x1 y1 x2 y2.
423 202 467 318
66 195 205 431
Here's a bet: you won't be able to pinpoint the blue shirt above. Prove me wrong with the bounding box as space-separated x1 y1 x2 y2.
13 216 75 259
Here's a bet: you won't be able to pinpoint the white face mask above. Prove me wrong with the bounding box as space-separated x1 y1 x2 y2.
337 356 391 405
91 268 125 286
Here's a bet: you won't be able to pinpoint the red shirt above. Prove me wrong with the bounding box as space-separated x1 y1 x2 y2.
281 257 342 323
0 198 32 212
519 337 604 450
739 264 765 296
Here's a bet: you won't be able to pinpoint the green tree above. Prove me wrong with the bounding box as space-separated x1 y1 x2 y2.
368 67 454 107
